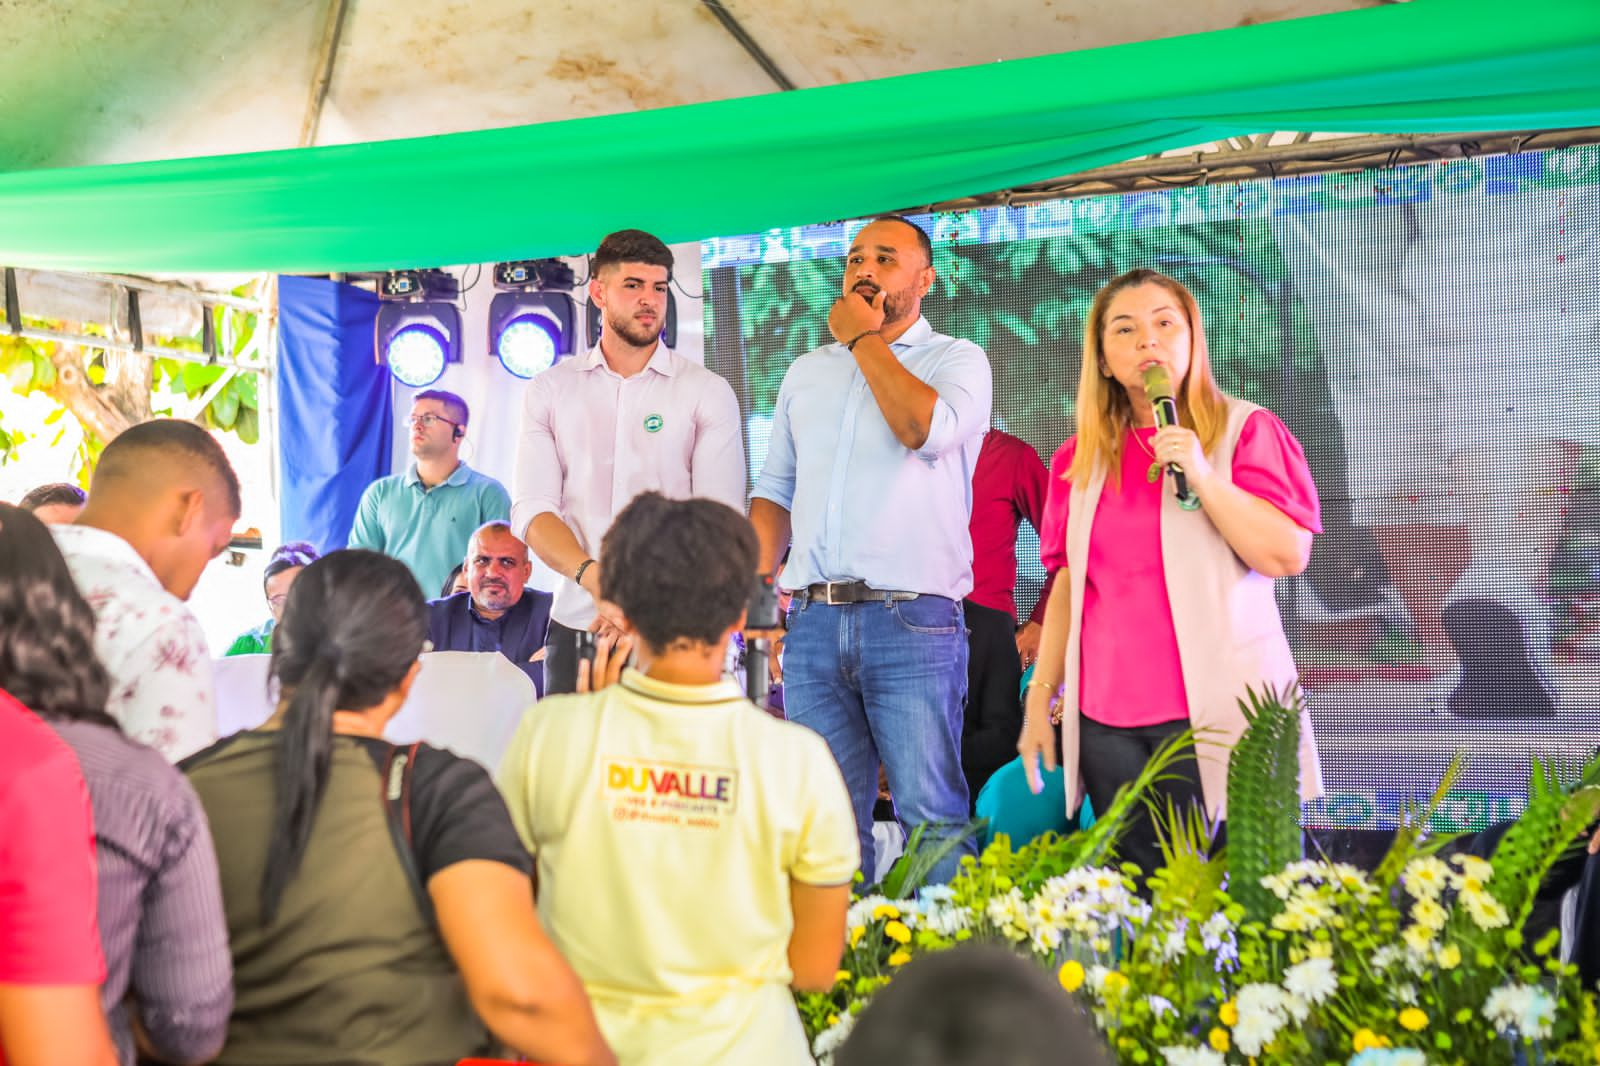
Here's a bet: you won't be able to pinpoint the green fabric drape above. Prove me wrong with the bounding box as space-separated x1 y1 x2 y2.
0 0 1596 275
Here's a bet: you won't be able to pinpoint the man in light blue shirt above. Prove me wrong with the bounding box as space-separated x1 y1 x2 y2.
348 389 511 596
750 215 992 884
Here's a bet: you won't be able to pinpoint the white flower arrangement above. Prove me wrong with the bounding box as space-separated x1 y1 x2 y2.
797 731 1600 1066
1482 982 1556 1041
1282 956 1338 1005
1160 1047 1226 1066
810 1010 855 1065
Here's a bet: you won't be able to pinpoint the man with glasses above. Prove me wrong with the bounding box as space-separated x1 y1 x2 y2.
349 390 511 597
224 542 320 655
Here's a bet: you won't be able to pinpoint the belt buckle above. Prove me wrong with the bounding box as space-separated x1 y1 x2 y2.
822 581 851 606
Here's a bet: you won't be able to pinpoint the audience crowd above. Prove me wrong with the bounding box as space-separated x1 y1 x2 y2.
11 222 1590 1066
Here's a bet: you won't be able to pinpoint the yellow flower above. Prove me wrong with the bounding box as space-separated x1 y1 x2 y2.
872 903 901 921
1058 960 1085 992
1436 943 1462 970
1101 971 1130 997
1451 853 1493 884
884 920 912 945
1402 856 1450 900
1352 1028 1392 1052
849 925 865 948
1411 897 1447 932
1402 923 1436 954
1219 999 1238 1027
1399 1007 1428 1032
1208 1027 1230 1052
827 1013 839 1025
1464 891 1509 931
888 950 912 967
834 970 851 985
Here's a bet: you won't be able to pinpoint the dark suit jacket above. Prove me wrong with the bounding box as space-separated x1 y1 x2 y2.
425 589 552 696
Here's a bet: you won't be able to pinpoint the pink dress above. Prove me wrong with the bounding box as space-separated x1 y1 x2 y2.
1040 411 1322 729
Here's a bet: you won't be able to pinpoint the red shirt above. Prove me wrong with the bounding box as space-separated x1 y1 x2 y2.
0 690 105 1010
967 430 1061 624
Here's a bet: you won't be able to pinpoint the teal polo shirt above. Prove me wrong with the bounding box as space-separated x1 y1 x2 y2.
347 461 510 597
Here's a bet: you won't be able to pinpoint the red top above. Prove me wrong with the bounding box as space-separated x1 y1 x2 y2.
0 689 105 1029
1039 411 1321 728
967 430 1061 624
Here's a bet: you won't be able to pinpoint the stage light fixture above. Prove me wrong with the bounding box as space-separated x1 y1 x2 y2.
489 259 576 379
375 270 462 388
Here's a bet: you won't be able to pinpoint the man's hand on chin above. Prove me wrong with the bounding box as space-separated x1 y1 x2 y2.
828 289 886 346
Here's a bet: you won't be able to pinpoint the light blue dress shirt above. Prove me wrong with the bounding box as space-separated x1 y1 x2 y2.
347 461 510 597
752 317 992 600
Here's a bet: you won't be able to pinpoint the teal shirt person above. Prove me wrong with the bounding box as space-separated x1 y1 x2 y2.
347 460 510 597
347 390 511 597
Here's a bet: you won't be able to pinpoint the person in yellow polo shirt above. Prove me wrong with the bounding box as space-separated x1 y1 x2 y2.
498 492 857 1066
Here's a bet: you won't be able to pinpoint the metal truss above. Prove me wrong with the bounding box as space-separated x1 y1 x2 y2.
1 267 271 371
919 127 1600 211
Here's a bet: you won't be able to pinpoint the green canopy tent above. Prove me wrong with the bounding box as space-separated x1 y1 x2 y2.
0 0 1596 275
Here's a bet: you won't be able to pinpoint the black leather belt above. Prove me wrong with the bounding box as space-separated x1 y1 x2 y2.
797 580 920 605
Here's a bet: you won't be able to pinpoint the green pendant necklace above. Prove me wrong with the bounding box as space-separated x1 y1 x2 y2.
1133 430 1161 484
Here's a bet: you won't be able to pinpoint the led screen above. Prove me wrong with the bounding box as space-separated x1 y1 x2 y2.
702 146 1600 831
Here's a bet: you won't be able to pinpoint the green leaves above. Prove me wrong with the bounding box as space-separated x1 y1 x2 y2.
1374 750 1466 893
876 822 987 900
0 336 54 393
210 384 240 429
1486 751 1600 931
151 357 261 442
1226 684 1307 924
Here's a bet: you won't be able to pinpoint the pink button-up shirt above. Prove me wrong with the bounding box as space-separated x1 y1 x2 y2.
511 343 747 629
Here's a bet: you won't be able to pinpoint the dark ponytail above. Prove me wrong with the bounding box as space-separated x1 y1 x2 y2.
0 503 117 730
259 549 427 924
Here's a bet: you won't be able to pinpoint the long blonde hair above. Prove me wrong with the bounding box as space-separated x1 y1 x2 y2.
1066 269 1228 488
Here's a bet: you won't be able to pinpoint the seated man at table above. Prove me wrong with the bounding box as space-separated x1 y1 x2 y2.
427 521 552 694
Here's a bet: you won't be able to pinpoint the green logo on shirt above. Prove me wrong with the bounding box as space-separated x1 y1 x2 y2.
643 413 664 433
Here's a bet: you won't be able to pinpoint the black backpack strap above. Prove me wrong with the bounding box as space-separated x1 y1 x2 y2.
381 741 437 926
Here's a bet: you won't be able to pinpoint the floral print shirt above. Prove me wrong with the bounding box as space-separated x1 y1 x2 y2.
52 525 218 762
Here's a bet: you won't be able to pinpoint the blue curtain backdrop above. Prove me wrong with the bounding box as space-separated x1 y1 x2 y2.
276 275 389 552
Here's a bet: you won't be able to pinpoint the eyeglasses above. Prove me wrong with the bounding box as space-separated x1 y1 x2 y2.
407 413 462 432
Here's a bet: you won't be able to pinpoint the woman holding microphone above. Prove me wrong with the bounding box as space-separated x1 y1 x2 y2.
1016 268 1324 879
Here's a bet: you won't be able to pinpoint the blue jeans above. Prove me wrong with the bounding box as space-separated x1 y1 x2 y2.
783 594 975 884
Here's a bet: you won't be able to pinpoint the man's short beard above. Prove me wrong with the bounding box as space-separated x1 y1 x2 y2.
853 282 918 327
606 311 659 348
475 585 517 611
881 288 918 325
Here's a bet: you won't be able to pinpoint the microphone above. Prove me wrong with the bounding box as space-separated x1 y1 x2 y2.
1140 364 1199 509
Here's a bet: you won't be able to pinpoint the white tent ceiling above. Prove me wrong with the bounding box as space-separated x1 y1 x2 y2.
1 0 1373 172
